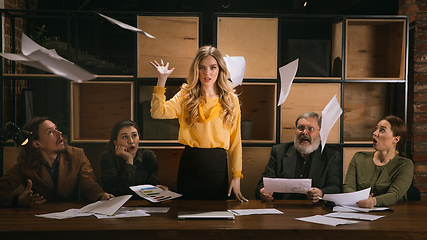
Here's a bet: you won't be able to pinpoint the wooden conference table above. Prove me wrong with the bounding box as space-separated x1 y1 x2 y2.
1 199 426 240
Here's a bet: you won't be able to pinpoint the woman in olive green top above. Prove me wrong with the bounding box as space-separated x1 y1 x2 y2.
343 116 414 208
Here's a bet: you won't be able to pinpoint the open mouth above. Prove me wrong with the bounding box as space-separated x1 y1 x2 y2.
129 146 136 151
300 137 311 144
373 138 378 144
57 137 63 145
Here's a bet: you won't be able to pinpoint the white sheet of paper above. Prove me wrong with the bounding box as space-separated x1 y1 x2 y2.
130 184 182 203
35 209 94 219
295 215 359 226
223 54 246 88
0 53 52 73
324 212 384 221
0 33 97 82
94 209 150 219
263 177 311 194
228 208 284 216
332 206 358 212
277 58 298 106
78 195 132 216
120 206 170 213
320 95 342 152
321 187 371 207
97 13 155 38
337 205 391 213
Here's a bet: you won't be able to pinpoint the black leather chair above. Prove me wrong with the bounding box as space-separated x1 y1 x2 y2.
407 184 421 201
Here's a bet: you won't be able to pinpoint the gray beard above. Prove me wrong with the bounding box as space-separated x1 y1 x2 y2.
294 133 321 155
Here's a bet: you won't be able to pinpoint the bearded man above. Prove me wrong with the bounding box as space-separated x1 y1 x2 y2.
255 112 342 202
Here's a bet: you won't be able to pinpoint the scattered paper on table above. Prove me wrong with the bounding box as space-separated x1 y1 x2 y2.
78 195 132 216
277 59 298 106
320 95 342 152
35 209 94 219
120 206 170 213
35 195 132 219
0 33 97 82
335 205 391 213
223 54 246 88
228 208 284 216
321 188 370 207
332 206 358 212
295 215 359 226
130 184 182 203
324 212 384 221
263 177 311 194
97 13 155 38
95 209 150 219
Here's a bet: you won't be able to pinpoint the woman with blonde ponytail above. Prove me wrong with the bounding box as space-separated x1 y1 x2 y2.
150 46 247 202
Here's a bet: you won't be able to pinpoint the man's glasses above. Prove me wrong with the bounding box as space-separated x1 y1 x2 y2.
297 125 319 133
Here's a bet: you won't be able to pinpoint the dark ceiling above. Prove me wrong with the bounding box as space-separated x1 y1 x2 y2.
36 0 399 15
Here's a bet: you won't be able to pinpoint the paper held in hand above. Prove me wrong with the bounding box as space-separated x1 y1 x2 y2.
263 177 312 194
130 184 182 203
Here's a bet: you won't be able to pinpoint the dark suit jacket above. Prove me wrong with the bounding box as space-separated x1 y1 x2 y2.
0 146 105 206
255 142 342 200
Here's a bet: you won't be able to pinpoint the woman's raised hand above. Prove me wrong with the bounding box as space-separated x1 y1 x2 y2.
150 59 175 87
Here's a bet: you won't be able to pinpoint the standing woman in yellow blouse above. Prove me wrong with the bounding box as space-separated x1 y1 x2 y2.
150 46 247 202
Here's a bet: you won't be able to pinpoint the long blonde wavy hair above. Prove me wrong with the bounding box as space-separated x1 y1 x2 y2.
181 46 236 128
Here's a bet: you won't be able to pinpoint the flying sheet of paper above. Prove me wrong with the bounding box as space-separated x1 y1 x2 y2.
324 212 385 221
320 95 342 152
228 208 284 216
263 177 311 194
223 54 246 88
295 215 359 226
97 13 155 38
94 209 150 219
130 184 182 203
334 205 391 213
321 188 371 207
35 209 94 219
277 58 298 106
78 195 132 216
0 33 97 82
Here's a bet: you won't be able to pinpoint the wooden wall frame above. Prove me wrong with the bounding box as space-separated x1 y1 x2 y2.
345 19 406 80
217 17 278 79
70 81 134 143
137 16 199 78
280 83 341 143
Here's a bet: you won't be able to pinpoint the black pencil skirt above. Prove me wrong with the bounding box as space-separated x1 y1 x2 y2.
176 146 229 200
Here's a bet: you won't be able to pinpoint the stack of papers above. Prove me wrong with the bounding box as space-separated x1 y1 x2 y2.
295 215 359 226
324 212 384 221
321 187 390 212
332 206 391 212
295 211 385 226
321 188 371 206
36 195 132 219
94 208 150 219
120 206 170 213
130 184 182 203
228 208 284 216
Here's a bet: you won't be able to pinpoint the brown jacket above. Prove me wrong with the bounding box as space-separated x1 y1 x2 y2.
0 146 105 206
